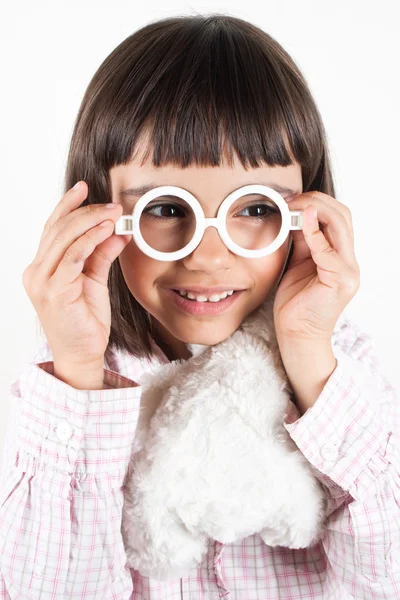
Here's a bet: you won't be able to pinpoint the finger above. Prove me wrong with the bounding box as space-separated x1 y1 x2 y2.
34 203 122 282
39 181 88 246
302 205 360 292
288 191 354 241
48 220 126 289
36 202 121 266
82 230 133 285
287 196 357 270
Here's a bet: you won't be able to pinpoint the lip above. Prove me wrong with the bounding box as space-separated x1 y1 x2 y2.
163 288 244 316
166 286 246 294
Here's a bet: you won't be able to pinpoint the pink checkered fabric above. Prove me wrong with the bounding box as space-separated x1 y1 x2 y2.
0 312 399 599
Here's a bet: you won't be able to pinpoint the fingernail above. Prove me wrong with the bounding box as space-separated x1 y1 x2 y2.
106 202 118 209
72 181 81 191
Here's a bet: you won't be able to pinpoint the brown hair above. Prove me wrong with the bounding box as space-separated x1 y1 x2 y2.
62 14 336 362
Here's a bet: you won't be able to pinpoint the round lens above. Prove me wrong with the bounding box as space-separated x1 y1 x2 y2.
138 195 197 253
225 192 282 251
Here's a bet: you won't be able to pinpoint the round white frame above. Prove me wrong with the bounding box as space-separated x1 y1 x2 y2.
114 184 303 261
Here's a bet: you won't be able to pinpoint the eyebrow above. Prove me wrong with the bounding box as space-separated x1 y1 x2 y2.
119 181 299 201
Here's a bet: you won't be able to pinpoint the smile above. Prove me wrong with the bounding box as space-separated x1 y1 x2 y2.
164 289 244 316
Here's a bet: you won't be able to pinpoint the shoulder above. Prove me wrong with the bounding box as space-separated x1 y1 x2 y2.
332 310 381 371
331 310 397 417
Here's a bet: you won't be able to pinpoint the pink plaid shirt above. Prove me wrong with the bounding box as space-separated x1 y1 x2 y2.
0 312 399 599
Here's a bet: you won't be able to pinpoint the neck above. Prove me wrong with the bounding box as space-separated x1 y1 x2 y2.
152 330 192 362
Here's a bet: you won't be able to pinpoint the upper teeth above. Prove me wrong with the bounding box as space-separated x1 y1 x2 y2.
178 290 235 302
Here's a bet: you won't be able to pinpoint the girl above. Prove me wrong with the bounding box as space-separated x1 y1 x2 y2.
1 13 399 600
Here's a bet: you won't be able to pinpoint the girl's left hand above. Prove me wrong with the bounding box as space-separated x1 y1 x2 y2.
273 191 360 344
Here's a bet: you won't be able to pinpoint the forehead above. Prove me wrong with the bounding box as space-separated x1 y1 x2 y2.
111 146 302 201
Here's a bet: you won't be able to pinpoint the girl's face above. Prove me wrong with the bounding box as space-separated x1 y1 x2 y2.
110 147 302 360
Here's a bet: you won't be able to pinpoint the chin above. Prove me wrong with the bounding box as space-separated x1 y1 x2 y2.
178 323 238 347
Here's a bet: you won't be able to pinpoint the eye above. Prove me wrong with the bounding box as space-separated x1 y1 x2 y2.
142 201 187 219
236 202 280 220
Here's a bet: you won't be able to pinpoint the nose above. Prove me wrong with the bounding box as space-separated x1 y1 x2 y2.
182 224 236 272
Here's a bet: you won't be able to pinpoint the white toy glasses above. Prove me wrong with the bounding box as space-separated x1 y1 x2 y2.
114 184 304 261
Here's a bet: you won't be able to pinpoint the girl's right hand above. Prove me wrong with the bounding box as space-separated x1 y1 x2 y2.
22 181 132 371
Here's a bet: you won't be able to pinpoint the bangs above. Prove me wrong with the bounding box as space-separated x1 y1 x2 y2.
84 15 324 189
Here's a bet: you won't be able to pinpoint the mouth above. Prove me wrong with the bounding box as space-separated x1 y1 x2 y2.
172 289 237 301
164 288 244 316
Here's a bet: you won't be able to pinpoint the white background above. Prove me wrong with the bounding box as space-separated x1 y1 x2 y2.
1 0 399 453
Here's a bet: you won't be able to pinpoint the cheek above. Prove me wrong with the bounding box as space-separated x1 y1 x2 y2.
118 243 163 305
251 242 290 286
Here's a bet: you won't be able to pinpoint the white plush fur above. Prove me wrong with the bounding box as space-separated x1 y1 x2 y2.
121 296 328 581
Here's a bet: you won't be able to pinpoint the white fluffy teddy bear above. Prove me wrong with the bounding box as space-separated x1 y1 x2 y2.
121 296 328 581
